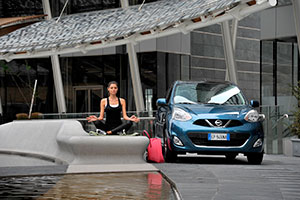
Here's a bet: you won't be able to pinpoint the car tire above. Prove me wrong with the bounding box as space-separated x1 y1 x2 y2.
247 152 264 164
225 153 237 161
162 132 177 163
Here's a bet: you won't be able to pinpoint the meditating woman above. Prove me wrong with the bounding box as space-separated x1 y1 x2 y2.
87 81 140 135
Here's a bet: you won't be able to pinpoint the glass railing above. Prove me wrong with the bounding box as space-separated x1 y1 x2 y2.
41 111 156 137
259 105 294 154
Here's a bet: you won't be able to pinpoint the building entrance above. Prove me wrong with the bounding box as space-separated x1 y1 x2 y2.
73 85 103 113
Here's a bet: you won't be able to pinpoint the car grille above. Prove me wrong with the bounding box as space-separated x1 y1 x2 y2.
187 132 250 147
193 119 243 128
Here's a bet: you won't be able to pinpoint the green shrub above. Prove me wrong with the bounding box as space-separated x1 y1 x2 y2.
291 81 300 138
16 113 28 120
31 112 42 119
16 112 42 120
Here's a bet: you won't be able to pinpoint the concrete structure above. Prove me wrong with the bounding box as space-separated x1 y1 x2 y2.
0 120 149 165
261 1 298 40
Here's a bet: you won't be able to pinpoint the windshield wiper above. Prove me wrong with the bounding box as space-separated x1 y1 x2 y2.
177 102 194 105
205 102 222 105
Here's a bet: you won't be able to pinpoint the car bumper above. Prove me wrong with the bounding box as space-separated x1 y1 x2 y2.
168 120 264 154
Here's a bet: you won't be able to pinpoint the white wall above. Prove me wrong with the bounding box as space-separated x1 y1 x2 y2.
261 5 296 40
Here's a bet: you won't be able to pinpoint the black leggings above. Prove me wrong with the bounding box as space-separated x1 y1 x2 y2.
93 120 133 135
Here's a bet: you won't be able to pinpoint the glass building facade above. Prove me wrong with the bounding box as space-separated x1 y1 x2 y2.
0 0 299 124
260 0 300 115
190 13 262 101
261 38 299 115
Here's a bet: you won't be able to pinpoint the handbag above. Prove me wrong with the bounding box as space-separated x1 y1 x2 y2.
143 130 164 163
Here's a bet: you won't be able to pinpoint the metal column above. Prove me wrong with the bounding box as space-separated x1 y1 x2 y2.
222 20 238 85
42 0 67 113
231 19 238 51
120 0 145 113
225 19 238 81
292 0 300 56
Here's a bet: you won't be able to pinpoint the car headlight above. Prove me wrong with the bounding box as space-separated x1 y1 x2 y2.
172 107 192 121
244 109 259 122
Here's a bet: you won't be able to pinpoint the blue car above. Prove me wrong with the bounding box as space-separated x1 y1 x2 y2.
155 81 265 164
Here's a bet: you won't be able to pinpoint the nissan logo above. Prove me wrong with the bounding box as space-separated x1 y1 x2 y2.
215 119 223 127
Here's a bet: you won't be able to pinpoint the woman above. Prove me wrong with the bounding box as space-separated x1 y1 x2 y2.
87 81 140 135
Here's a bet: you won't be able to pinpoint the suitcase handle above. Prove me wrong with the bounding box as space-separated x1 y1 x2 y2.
143 130 150 138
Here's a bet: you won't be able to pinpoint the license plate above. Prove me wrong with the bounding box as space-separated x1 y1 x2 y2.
208 133 230 141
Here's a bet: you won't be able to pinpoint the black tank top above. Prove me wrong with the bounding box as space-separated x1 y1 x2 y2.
105 98 122 129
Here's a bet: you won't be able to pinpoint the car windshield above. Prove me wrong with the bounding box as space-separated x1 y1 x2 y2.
173 82 247 105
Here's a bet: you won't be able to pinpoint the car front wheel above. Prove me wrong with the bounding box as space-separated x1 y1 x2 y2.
163 132 177 162
247 152 264 164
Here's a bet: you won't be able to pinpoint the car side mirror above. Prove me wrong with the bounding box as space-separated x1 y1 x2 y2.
250 100 260 108
157 98 167 106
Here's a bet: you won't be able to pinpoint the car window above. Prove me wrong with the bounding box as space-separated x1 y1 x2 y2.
173 84 197 104
173 82 247 105
166 84 174 104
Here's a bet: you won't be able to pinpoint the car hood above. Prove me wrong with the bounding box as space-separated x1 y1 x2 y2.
175 104 251 119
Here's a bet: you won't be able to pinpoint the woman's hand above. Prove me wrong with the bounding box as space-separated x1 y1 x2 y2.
121 98 140 123
130 115 140 123
86 115 98 122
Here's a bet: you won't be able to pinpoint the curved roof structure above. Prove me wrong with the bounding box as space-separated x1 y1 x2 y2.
0 15 46 28
0 0 276 61
0 15 46 37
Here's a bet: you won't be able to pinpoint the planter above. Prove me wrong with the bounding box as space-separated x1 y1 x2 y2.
15 112 42 120
291 137 300 157
16 113 28 120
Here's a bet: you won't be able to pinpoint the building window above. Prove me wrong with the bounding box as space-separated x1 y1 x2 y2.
69 0 119 15
1 0 43 17
0 58 55 122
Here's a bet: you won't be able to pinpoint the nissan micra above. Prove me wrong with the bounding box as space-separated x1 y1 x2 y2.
155 81 265 164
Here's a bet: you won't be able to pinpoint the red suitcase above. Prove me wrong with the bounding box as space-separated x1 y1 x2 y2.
143 130 164 163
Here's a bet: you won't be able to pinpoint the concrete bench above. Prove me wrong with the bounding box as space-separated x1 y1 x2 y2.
0 120 149 165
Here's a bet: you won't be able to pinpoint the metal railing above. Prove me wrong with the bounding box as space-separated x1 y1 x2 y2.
41 111 156 137
260 105 293 154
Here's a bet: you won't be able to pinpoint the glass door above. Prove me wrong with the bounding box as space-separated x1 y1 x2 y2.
73 85 103 113
261 39 299 114
277 41 297 115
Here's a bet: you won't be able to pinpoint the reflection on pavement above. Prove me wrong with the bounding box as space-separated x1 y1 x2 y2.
0 172 177 199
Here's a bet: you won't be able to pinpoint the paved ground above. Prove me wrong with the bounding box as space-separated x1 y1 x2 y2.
154 154 300 200
1 154 300 200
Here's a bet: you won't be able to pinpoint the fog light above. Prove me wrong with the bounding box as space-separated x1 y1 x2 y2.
253 138 263 148
173 136 184 146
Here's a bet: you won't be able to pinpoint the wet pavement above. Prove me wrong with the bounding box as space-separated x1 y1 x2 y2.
0 175 61 199
0 172 176 199
154 154 300 200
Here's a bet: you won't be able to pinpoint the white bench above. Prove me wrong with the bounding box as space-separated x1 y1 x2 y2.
0 120 149 165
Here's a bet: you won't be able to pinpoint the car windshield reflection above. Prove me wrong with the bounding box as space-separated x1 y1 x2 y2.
173 82 247 105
